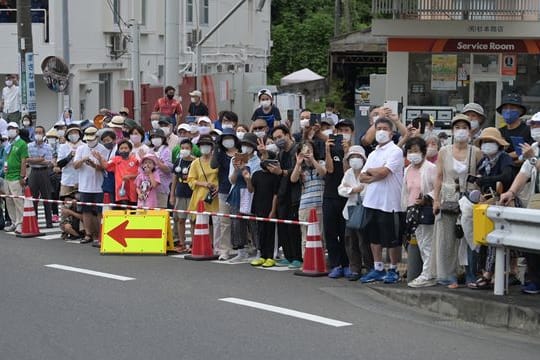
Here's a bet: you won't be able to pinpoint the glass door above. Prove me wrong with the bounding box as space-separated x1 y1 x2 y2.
471 78 507 128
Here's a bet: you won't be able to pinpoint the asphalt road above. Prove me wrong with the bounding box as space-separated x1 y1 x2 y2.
1 233 539 360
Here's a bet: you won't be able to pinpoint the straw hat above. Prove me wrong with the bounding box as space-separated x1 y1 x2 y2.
474 127 509 147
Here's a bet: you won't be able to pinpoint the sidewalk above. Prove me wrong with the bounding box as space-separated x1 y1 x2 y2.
369 282 540 336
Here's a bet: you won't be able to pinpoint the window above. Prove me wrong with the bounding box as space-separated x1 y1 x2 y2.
141 0 147 26
186 0 193 23
200 0 209 25
99 73 112 110
113 0 121 25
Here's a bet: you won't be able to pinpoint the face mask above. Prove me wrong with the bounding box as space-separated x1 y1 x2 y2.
266 143 279 153
222 123 234 129
502 109 521 125
236 132 246 140
151 138 163 147
453 129 469 143
198 126 211 135
35 134 43 142
151 120 160 129
130 134 142 144
260 100 271 108
190 124 198 133
300 119 310 129
322 129 333 137
103 142 115 150
87 139 98 148
254 130 266 139
222 138 235 149
200 145 212 155
531 128 540 142
407 153 423 165
57 130 65 137
426 146 438 158
470 120 479 130
481 142 499 156
68 133 79 143
241 145 253 154
341 133 351 142
5 80 12 87
47 138 57 146
375 130 390 144
118 151 130 159
275 138 287 149
8 129 17 139
23 120 31 127
349 158 364 170
190 97 197 103
180 149 191 158
167 94 174 99
160 127 171 136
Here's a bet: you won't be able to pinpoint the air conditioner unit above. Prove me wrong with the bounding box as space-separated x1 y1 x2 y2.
111 34 127 53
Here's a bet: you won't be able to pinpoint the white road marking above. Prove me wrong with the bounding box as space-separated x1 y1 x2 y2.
44 264 135 281
218 297 352 327
37 234 62 240
255 266 294 271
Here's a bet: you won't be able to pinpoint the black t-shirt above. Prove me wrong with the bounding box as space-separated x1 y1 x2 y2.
499 121 533 154
251 105 281 130
188 102 209 116
173 158 193 198
323 148 345 199
277 143 301 207
251 170 280 216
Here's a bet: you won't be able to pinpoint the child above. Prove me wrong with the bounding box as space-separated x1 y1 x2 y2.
60 191 83 240
135 154 161 208
246 154 280 267
170 139 195 253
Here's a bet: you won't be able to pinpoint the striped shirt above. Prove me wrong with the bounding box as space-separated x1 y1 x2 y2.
27 141 53 168
298 162 325 210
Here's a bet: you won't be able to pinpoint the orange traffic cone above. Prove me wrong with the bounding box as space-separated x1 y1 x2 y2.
185 200 218 261
294 208 327 277
17 187 44 238
102 192 112 213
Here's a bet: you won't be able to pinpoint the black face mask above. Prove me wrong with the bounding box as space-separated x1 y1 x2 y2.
117 151 130 159
103 142 115 150
167 94 174 99
122 131 130 138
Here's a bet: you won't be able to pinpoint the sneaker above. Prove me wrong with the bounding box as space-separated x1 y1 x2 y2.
343 267 353 278
383 269 400 284
91 241 101 248
347 272 362 281
288 260 303 269
328 266 344 279
408 276 436 288
52 215 60 223
250 258 266 266
229 251 248 263
275 259 291 267
360 269 387 283
262 258 276 268
4 224 15 232
218 253 231 261
80 237 93 244
522 282 540 294
508 273 522 286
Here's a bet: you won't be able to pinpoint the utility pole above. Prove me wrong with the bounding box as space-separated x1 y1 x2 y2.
62 0 70 109
164 0 180 90
17 0 36 120
334 0 341 37
131 19 141 122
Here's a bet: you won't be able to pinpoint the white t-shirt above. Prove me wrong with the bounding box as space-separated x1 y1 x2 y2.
2 85 20 113
74 143 109 193
58 141 84 186
361 141 404 212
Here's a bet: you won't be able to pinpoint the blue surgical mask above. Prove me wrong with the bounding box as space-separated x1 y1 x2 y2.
502 109 521 125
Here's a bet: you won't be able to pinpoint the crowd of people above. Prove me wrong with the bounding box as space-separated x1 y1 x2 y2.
1 85 540 295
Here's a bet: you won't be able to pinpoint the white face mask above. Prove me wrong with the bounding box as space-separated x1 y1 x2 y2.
7 129 17 139
426 146 438 158
481 142 499 156
407 152 423 165
23 120 31 127
266 143 279 153
180 149 191 158
453 129 470 143
222 138 235 149
57 130 65 138
190 124 199 133
241 145 254 154
47 138 57 146
151 120 160 129
322 129 333 137
375 130 390 144
300 119 310 129
190 97 197 103
5 80 13 87
236 131 246 140
35 134 44 142
222 123 234 129
254 131 266 139
130 134 142 144
260 100 271 108
151 138 163 147
531 128 540 142
349 157 364 170
470 120 479 130
200 145 212 155
86 139 98 148
341 133 351 142
160 127 171 136
198 126 211 135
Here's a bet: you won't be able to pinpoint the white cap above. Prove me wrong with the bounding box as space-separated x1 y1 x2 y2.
189 90 202 97
7 122 19 129
345 145 366 160
527 112 540 125
177 123 192 132
197 116 212 125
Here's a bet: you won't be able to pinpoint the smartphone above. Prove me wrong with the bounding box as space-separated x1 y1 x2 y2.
467 174 479 184
510 136 525 156
262 159 279 168
309 113 321 126
383 100 399 115
412 117 426 134
330 134 343 153
287 109 294 123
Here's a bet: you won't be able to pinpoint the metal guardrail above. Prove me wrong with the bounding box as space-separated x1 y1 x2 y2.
372 0 540 20
0 8 49 42
486 205 540 295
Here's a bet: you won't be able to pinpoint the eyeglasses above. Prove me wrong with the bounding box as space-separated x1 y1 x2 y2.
253 126 266 131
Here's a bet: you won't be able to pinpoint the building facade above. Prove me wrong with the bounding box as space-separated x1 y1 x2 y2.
371 0 540 127
0 0 271 128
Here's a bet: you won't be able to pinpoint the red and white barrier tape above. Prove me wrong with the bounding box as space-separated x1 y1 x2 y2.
0 193 312 226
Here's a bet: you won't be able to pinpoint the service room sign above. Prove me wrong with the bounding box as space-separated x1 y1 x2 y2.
388 38 540 54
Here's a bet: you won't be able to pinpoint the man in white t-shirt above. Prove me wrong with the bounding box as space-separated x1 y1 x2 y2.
359 116 404 284
73 126 109 246
1 75 21 124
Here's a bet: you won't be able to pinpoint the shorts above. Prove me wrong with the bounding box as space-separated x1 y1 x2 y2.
79 192 105 214
174 197 190 219
60 185 77 197
364 208 404 248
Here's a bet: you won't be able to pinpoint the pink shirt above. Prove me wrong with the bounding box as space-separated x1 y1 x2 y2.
406 165 422 206
135 171 161 208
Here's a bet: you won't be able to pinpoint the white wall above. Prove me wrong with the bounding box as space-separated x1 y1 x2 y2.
385 52 409 108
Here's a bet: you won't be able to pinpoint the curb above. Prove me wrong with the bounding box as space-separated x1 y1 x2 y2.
369 285 540 335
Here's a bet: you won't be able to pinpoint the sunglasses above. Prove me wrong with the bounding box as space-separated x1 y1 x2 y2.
253 126 266 131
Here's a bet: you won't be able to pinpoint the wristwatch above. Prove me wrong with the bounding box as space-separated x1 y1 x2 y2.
529 157 537 165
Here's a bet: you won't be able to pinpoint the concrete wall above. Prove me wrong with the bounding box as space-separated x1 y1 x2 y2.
385 52 409 106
